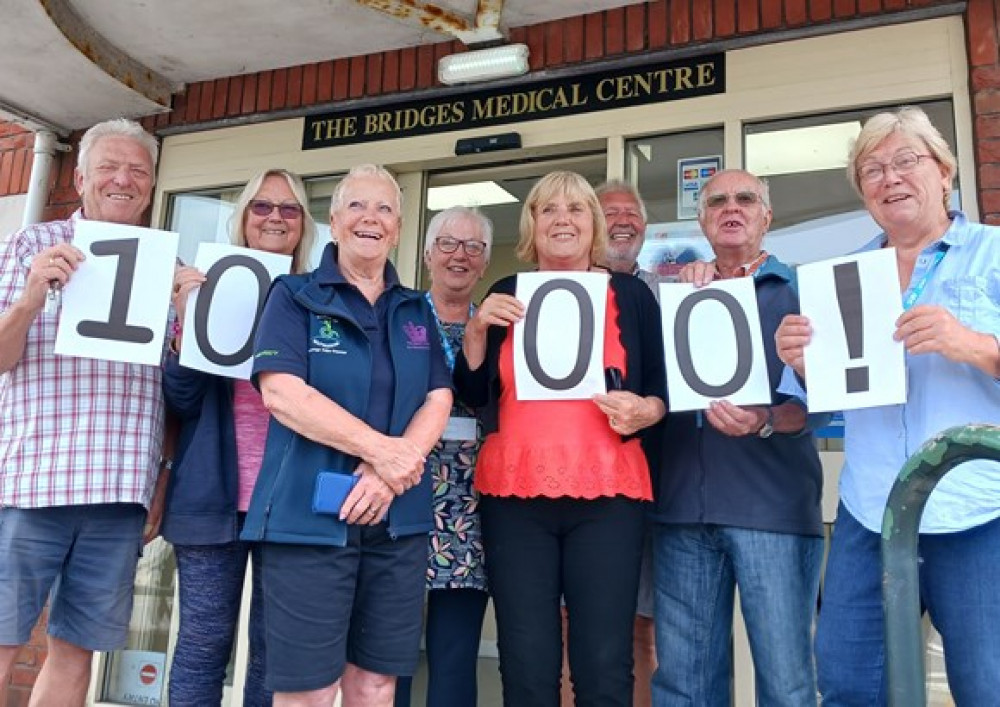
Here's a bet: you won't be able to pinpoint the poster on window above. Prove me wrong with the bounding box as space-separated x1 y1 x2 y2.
677 155 721 220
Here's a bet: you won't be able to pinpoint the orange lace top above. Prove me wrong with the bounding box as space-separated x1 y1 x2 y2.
474 288 652 501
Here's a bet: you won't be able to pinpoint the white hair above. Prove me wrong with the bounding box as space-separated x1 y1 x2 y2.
77 118 158 178
423 206 494 260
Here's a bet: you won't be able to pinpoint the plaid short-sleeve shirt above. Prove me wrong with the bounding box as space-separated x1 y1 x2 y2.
0 211 164 509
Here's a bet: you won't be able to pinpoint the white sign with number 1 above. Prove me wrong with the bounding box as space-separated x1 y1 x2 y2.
54 220 179 366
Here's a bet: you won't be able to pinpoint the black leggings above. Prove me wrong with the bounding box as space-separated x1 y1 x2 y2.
480 495 646 707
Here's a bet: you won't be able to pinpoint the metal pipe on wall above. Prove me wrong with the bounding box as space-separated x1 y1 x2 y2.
22 130 66 228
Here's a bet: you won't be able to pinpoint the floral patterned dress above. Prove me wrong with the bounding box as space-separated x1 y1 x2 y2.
426 319 487 591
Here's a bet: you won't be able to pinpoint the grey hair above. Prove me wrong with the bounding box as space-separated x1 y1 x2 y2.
77 118 159 179
423 206 494 260
697 169 771 216
847 106 956 211
230 168 317 274
595 179 648 223
329 164 402 215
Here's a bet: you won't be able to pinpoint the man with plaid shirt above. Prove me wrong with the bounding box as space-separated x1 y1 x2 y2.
0 118 166 705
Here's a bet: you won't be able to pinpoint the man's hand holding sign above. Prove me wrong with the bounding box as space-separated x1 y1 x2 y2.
658 276 771 414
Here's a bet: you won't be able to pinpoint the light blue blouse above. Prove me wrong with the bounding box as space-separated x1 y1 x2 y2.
781 212 1000 533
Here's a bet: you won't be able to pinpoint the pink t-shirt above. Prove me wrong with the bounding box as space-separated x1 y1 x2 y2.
233 380 270 511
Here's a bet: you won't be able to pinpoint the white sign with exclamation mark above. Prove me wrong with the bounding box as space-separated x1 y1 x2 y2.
797 248 905 412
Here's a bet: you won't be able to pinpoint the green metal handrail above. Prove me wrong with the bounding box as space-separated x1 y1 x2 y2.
881 423 1000 706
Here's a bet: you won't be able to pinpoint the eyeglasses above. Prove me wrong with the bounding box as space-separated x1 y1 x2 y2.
704 191 762 209
434 236 487 257
857 151 933 184
249 199 304 219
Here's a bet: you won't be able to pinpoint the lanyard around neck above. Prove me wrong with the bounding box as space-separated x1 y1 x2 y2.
902 247 948 311
424 291 475 372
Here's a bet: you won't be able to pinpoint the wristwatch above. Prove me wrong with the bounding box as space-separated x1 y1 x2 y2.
757 407 774 438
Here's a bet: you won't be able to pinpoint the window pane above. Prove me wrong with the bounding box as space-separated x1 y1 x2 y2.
745 99 957 264
626 127 724 275
98 539 175 705
164 174 341 271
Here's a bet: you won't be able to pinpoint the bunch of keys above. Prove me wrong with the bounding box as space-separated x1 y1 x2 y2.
43 281 62 315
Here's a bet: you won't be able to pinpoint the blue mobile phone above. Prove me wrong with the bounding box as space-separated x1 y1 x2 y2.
312 471 360 515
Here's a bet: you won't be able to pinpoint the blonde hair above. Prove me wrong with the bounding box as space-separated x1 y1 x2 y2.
230 168 317 274
847 106 956 211
516 171 606 266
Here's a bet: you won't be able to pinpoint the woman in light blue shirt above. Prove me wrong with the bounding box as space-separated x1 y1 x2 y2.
776 106 1000 706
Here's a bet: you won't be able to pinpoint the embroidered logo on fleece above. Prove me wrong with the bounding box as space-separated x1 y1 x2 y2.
403 321 430 350
310 317 346 354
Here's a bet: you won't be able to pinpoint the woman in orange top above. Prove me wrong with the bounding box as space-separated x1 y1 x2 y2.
454 171 667 706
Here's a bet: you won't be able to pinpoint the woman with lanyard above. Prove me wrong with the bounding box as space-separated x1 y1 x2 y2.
395 206 493 707
777 106 1000 706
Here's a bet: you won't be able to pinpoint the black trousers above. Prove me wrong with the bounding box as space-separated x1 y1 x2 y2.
394 588 490 707
480 495 646 707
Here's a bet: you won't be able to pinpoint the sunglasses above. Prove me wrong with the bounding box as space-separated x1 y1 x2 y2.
249 199 304 219
704 191 762 209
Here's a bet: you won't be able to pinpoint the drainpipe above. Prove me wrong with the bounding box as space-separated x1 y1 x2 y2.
22 130 69 228
881 423 1000 706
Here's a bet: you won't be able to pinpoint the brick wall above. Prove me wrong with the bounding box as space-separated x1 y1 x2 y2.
0 123 81 224
969 0 1000 224
0 124 32 200
1 610 47 707
139 0 963 135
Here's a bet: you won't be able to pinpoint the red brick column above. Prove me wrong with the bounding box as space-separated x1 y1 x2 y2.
0 125 32 200
968 0 1000 224
0 609 47 707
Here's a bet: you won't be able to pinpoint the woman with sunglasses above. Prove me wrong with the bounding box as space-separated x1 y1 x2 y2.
394 207 492 707
161 168 316 706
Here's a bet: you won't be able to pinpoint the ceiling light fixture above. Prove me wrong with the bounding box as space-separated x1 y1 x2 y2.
438 43 530 86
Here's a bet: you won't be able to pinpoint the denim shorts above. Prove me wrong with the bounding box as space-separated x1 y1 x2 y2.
0 504 146 650
260 523 426 693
